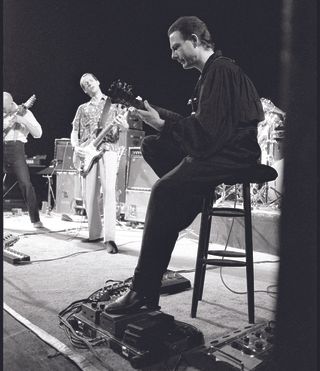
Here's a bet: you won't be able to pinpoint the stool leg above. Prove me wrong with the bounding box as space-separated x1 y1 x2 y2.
243 183 255 323
191 194 212 318
198 191 215 300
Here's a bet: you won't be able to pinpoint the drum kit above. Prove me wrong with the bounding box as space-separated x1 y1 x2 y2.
215 98 286 209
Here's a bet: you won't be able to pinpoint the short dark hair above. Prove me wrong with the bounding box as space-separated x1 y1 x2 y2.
80 73 99 90
168 16 215 50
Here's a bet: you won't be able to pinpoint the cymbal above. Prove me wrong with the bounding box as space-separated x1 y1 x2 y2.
261 97 286 117
270 106 285 117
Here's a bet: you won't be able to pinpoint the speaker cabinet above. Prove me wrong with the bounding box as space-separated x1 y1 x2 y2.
124 148 158 223
54 138 76 172
55 172 82 214
117 130 145 205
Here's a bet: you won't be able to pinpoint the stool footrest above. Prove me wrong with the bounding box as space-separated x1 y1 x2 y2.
208 250 246 258
210 207 245 217
205 258 247 267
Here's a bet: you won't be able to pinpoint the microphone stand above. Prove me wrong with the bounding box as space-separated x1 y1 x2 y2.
42 160 58 215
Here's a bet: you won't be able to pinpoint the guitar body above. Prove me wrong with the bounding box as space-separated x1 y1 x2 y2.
73 141 105 178
72 99 128 177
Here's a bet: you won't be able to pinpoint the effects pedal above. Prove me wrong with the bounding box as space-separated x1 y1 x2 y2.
123 311 175 348
81 301 110 325
3 231 20 248
100 308 153 338
3 247 30 264
203 321 275 370
160 270 191 294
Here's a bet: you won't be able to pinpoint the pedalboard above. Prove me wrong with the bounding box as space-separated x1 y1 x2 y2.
65 277 202 369
71 309 204 369
199 321 276 370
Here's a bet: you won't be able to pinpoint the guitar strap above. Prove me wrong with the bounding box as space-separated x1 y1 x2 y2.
97 97 112 130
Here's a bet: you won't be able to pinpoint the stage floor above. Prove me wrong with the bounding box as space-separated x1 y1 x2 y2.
3 210 279 371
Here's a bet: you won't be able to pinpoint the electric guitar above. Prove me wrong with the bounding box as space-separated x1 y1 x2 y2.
3 95 37 139
73 103 129 177
108 79 183 122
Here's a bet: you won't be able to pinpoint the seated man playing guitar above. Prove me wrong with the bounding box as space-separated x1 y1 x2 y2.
70 73 129 253
3 92 44 229
105 16 264 313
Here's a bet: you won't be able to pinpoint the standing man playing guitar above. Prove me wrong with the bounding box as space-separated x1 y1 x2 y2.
3 92 44 229
70 73 129 253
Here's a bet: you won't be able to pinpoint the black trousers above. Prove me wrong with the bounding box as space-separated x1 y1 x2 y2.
4 141 40 223
131 134 248 297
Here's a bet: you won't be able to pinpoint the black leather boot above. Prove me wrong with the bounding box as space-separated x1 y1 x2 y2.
105 289 160 314
104 240 118 254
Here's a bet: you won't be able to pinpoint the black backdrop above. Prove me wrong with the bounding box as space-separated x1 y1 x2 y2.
3 0 282 160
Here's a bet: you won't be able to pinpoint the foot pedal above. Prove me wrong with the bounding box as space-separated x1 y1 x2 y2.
3 247 30 264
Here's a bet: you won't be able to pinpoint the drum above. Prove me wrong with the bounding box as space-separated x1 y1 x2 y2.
259 98 286 165
257 120 271 165
259 137 284 165
270 129 285 162
271 129 285 140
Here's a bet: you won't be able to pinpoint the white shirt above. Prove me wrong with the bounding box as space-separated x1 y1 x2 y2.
3 109 42 142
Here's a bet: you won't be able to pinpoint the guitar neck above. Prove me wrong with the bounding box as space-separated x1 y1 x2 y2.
130 99 183 123
92 122 115 148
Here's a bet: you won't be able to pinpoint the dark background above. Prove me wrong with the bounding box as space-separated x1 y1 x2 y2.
3 0 282 160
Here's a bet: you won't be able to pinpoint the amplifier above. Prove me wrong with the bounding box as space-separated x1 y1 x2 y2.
55 172 82 214
117 131 145 205
54 138 76 172
126 147 158 190
125 190 150 223
124 147 158 222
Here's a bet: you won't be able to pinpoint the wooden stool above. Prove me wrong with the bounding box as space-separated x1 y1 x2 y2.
191 164 278 323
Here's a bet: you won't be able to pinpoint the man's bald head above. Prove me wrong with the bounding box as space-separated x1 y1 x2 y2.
3 92 14 114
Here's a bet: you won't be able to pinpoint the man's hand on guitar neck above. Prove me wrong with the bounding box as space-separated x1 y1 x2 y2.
132 100 165 132
114 110 129 130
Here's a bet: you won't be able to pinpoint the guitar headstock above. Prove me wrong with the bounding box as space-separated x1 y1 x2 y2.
23 94 37 109
108 79 144 110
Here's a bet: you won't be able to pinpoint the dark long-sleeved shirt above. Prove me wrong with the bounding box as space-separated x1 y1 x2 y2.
157 50 264 165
